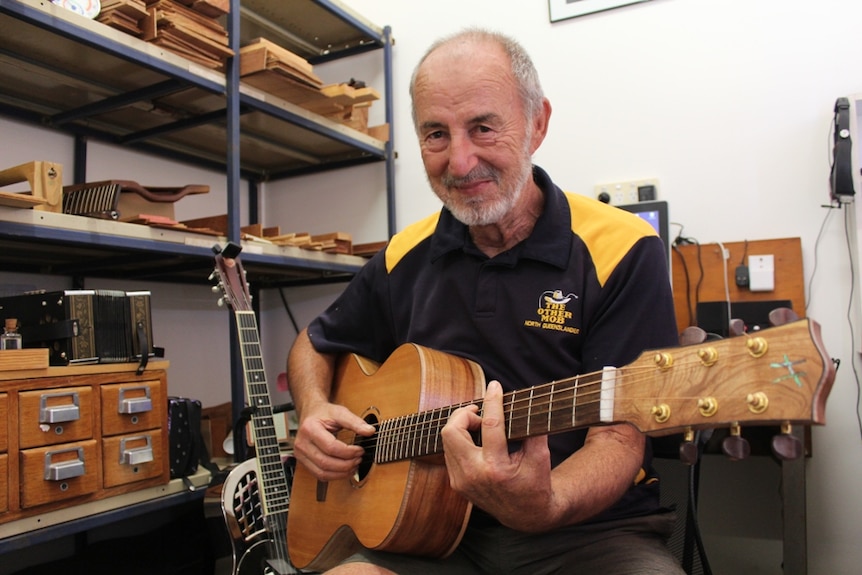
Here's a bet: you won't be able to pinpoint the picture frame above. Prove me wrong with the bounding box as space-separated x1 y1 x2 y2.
549 0 651 22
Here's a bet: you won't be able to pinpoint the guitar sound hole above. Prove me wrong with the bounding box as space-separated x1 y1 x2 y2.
354 413 378 483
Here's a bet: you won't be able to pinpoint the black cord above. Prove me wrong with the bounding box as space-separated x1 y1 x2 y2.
278 287 301 334
841 205 862 442
686 431 713 575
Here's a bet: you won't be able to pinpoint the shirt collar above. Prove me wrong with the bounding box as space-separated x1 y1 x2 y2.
428 165 571 269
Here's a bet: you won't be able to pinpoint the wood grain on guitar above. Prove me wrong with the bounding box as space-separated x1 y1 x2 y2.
286 319 834 571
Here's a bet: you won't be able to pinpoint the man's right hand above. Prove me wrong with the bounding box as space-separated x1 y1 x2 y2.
292 402 376 482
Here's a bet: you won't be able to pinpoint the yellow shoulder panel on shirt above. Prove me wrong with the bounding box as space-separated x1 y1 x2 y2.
385 212 441 273
564 192 657 286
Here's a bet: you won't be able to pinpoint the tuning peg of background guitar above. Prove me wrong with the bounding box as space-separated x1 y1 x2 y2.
721 423 751 461
679 428 699 465
771 422 803 460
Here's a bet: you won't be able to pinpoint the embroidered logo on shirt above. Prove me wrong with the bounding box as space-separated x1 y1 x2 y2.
523 289 580 334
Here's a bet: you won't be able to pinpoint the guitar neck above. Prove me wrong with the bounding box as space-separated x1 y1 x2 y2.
236 310 290 515
374 370 610 464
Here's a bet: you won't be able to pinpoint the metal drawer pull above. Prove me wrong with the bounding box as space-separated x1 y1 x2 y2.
39 392 80 423
120 435 154 465
118 387 153 414
44 447 86 480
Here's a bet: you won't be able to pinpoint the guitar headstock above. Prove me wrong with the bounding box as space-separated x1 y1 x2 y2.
613 319 835 440
210 242 252 312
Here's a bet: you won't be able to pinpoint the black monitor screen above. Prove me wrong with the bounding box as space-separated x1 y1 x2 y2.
618 201 670 265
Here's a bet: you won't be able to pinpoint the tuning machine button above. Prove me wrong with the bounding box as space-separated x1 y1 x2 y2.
679 428 698 465
722 423 750 461
771 422 803 461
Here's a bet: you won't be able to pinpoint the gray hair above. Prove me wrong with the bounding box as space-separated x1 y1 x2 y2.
409 28 545 129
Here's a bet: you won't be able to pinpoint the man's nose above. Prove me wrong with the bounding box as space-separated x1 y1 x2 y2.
447 133 479 177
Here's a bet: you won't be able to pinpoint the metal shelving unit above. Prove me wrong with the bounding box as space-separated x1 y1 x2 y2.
0 0 395 475
0 0 395 284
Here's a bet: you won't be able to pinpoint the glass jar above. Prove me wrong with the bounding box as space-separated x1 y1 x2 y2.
1 318 22 350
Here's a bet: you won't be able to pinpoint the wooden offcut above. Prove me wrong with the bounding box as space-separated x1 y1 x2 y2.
0 161 63 212
0 349 50 372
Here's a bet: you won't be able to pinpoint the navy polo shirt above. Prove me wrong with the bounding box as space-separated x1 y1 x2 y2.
307 165 678 523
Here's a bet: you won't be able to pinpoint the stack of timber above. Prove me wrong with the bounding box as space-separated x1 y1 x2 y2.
240 38 388 140
98 0 232 69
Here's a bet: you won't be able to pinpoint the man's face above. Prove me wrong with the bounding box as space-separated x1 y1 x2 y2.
412 42 537 226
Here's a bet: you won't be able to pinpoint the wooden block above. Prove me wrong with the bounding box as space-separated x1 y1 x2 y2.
241 38 320 85
180 213 228 234
101 0 149 20
191 0 229 18
263 226 280 237
241 223 263 237
0 192 47 209
0 161 63 213
311 232 352 254
367 123 390 142
0 349 50 371
352 240 388 257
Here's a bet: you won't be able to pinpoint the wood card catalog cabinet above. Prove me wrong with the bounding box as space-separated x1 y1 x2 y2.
0 362 170 525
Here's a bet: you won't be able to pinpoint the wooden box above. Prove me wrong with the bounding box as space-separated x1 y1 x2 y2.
0 363 170 525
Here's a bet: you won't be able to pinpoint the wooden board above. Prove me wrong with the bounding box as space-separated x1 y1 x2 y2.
0 192 47 209
0 349 50 372
671 237 805 335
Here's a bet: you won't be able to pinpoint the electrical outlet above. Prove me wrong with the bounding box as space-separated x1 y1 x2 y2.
594 178 660 206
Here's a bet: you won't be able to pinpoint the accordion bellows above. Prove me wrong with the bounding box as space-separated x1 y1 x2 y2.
0 289 155 365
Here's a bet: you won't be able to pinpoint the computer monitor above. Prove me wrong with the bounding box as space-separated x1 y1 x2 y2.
618 201 670 265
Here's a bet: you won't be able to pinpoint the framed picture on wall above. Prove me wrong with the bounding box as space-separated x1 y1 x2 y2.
549 0 651 22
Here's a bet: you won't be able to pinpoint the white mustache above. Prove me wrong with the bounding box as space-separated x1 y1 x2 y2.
441 164 500 188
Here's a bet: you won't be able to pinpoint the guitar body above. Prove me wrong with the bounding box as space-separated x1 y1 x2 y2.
287 344 486 571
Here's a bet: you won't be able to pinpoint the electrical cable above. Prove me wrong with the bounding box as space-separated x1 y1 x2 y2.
841 204 862 442
278 287 301 335
686 430 712 575
715 241 732 332
805 205 837 312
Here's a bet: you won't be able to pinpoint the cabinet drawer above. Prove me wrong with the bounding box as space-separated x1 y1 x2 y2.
101 380 164 437
19 386 94 449
20 439 99 508
102 429 164 488
0 393 7 452
0 453 7 513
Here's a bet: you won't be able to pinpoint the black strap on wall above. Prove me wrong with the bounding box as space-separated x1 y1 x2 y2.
830 97 855 201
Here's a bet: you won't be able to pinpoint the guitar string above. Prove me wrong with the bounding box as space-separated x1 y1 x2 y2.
354 347 796 458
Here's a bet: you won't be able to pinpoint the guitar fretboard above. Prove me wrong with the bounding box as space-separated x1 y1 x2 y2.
373 369 614 464
237 310 290 515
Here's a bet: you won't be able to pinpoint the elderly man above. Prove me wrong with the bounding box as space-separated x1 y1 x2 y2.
286 28 682 575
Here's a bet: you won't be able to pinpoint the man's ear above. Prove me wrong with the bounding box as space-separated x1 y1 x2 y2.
530 98 552 153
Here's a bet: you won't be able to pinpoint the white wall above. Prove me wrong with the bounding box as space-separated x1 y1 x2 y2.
2 0 861 571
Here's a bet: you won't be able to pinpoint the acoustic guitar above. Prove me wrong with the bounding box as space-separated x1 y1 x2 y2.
286 318 835 571
212 244 297 575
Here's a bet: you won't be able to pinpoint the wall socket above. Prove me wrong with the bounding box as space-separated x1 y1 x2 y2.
594 178 660 206
748 254 775 292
